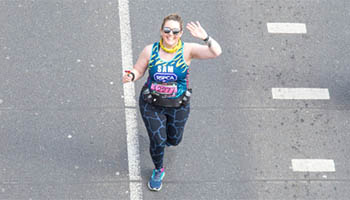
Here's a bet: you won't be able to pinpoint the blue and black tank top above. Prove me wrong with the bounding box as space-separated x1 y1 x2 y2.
146 41 189 99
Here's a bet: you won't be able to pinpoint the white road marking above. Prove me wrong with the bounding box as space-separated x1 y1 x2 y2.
118 0 143 199
292 159 335 172
267 23 307 34
272 88 330 100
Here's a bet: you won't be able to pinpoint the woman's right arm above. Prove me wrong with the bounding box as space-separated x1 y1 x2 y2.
122 45 152 83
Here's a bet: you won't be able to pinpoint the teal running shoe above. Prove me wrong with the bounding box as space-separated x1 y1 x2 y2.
148 168 165 191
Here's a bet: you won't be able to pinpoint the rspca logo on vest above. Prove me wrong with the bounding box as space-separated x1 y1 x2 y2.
154 73 177 82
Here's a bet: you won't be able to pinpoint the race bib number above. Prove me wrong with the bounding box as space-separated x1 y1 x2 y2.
150 82 177 96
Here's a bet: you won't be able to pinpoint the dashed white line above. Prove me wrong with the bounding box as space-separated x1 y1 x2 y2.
118 0 143 199
267 23 307 34
272 88 330 100
292 159 335 172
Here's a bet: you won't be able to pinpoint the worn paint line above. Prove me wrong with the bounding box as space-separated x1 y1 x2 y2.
272 88 330 100
267 23 307 34
118 0 142 199
292 159 336 172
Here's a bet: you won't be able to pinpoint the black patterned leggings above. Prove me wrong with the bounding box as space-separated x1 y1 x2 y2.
139 95 190 169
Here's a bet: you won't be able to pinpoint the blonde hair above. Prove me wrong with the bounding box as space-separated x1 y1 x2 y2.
161 13 183 31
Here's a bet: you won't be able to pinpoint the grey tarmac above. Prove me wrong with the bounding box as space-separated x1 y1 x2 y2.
1 0 349 199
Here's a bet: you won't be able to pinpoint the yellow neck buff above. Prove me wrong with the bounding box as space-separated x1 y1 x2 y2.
159 39 182 53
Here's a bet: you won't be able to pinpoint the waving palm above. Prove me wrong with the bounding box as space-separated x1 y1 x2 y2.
186 21 208 40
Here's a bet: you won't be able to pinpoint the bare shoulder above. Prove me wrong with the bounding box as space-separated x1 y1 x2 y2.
144 44 153 54
133 44 154 73
183 42 197 64
139 44 153 60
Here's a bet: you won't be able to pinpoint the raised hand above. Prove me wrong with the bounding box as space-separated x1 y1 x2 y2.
186 21 208 40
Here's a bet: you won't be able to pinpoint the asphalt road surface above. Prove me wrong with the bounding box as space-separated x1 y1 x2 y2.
1 0 350 199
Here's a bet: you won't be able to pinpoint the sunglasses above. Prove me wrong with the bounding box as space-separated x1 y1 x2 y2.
163 27 181 35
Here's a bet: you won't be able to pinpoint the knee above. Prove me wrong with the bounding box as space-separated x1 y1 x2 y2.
166 138 182 146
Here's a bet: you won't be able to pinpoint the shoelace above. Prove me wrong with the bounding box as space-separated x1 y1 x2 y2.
153 169 164 181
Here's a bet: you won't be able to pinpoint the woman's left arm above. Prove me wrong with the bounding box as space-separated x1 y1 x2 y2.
186 21 222 59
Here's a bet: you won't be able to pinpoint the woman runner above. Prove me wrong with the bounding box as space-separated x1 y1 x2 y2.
122 13 222 191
